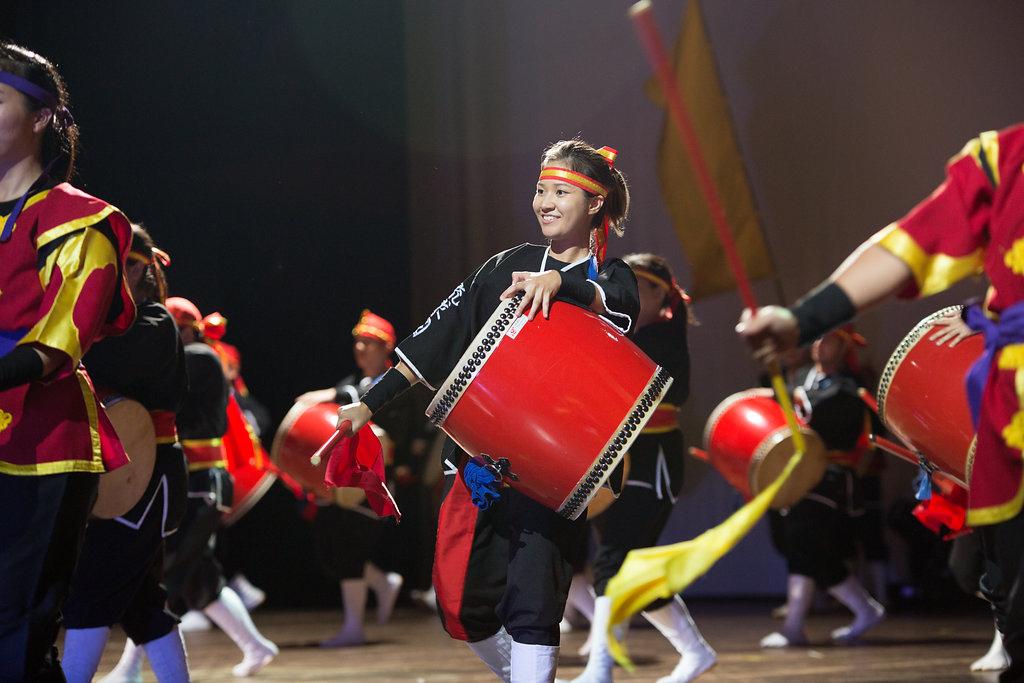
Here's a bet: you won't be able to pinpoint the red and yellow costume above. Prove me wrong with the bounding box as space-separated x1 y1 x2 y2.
874 123 1024 525
0 183 135 475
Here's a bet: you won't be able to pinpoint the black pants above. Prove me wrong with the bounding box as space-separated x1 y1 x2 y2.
979 510 1024 682
0 472 97 682
64 446 188 643
589 431 684 611
163 467 233 615
433 454 586 646
313 504 385 580
776 466 858 589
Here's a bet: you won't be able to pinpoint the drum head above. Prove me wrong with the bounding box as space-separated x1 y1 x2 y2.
751 428 827 509
587 454 630 518
93 399 157 519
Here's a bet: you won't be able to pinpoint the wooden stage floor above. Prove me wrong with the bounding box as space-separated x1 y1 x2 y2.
83 601 1001 682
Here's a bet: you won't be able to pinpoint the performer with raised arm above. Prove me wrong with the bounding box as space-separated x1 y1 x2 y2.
737 123 1024 682
571 253 715 683
0 42 136 680
336 140 639 682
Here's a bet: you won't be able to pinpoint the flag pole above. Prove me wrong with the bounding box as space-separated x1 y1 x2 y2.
630 0 758 313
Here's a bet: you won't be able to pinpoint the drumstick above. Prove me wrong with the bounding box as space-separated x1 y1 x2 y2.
870 433 920 467
309 419 352 466
857 387 880 414
629 0 758 312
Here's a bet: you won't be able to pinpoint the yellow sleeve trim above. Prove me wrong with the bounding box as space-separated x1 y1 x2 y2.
955 130 1001 187
35 205 120 249
0 459 107 475
181 438 224 447
966 467 1024 526
188 460 227 472
873 223 984 297
20 229 119 364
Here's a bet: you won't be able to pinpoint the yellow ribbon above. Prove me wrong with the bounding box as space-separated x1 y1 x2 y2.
605 371 804 668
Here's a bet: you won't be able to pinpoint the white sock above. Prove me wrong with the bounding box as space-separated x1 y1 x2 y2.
827 575 885 643
643 598 716 683
142 627 189 682
570 595 614 683
97 638 143 683
761 574 813 648
567 575 596 623
178 610 212 632
204 586 278 676
62 626 111 683
467 627 513 682
511 640 559 683
228 574 267 612
321 579 368 647
364 562 404 624
971 625 1010 672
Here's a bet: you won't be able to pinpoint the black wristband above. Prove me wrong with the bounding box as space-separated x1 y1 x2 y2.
559 275 597 307
789 282 857 346
361 367 411 414
0 346 45 391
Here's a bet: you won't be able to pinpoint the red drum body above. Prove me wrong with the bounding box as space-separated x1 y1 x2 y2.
425 299 672 520
271 401 392 510
877 307 981 489
703 389 826 509
222 397 276 525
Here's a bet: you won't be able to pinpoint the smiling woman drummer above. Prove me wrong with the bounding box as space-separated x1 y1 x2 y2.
337 139 639 682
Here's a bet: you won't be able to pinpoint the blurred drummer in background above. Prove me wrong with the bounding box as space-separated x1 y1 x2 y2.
61 225 190 681
737 123 1024 682
105 297 278 679
570 253 715 683
759 327 885 649
335 139 639 681
295 309 423 647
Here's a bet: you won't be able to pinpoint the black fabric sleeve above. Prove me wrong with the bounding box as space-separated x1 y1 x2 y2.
590 258 640 334
361 368 412 413
0 346 44 391
177 345 229 439
789 282 856 346
808 380 866 451
395 252 504 390
632 315 690 405
558 276 596 307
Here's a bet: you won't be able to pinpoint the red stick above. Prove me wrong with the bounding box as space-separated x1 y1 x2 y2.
629 0 758 312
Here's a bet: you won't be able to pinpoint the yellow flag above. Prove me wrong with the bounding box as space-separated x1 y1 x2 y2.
605 374 805 668
654 0 774 298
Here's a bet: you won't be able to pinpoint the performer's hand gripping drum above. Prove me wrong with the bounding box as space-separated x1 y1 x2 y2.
425 298 673 520
271 400 393 511
876 307 981 488
701 388 827 508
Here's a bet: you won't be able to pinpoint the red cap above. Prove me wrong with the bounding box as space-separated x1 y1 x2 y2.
352 309 396 347
165 297 203 329
203 311 228 340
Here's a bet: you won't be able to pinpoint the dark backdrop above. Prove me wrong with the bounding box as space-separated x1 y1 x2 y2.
1 2 409 606
1 1 410 421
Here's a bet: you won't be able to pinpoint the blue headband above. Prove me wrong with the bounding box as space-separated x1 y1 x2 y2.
0 70 57 109
0 71 70 243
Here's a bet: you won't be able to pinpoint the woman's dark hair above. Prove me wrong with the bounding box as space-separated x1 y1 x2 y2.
0 43 77 181
623 252 698 325
130 223 169 303
541 139 630 236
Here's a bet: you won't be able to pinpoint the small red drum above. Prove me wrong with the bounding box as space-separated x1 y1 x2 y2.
222 395 276 525
94 398 157 519
702 388 826 509
876 307 981 489
271 400 392 510
425 298 672 520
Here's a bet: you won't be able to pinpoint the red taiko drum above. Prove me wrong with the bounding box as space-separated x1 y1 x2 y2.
222 395 276 525
702 388 826 509
876 307 981 489
271 400 392 510
425 298 672 520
